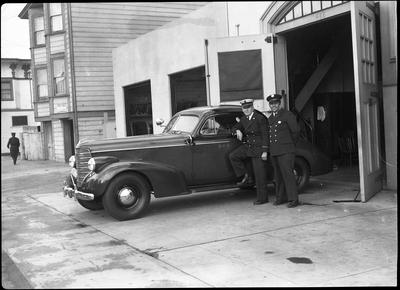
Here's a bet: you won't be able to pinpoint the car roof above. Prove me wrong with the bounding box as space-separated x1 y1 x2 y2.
177 105 242 117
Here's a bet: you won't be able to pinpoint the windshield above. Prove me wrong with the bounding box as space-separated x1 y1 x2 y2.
163 115 199 134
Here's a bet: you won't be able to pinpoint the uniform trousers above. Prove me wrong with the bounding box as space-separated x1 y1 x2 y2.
229 146 269 201
271 153 298 202
10 146 19 164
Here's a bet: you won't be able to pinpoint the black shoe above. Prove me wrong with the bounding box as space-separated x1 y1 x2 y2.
287 201 299 208
253 200 268 205
237 173 254 186
273 200 288 206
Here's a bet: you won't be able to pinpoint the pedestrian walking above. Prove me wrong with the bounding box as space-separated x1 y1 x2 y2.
229 99 270 205
7 132 20 165
267 94 301 208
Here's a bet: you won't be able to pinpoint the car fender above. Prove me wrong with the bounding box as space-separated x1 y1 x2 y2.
84 161 190 198
295 138 333 176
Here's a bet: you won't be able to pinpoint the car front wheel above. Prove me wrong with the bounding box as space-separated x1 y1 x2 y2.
102 173 151 221
77 199 104 211
294 157 310 194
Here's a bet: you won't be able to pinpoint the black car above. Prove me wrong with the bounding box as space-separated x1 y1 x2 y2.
63 105 332 221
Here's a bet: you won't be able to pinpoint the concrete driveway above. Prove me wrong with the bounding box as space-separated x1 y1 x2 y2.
1 157 397 287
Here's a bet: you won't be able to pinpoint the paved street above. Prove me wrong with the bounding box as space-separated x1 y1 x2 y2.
1 156 397 288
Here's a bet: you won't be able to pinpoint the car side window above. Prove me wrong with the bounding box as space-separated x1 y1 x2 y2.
200 117 217 135
200 113 244 136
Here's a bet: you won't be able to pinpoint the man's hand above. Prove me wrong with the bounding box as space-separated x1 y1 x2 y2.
236 130 243 141
261 152 268 161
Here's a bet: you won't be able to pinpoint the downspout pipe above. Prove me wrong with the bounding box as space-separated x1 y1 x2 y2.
67 3 79 144
204 39 211 106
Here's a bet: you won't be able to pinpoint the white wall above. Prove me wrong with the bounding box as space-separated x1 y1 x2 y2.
226 1 272 37
113 2 272 136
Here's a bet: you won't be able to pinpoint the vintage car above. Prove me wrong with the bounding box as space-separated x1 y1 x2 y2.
63 105 332 221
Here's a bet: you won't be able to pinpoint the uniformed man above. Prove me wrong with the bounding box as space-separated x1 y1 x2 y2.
7 132 20 165
267 94 301 208
229 99 270 205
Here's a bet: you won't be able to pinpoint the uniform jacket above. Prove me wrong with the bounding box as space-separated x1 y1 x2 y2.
268 108 300 156
7 136 20 148
233 109 269 157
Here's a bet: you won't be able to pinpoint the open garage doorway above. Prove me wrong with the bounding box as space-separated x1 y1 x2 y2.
282 13 360 184
170 66 207 115
124 81 153 136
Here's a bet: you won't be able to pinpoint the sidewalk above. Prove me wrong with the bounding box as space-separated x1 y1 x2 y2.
1 157 398 287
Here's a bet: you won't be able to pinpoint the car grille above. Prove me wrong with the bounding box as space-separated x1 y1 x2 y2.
75 147 92 187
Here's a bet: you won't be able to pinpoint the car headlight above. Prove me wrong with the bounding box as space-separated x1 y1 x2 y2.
69 156 76 168
88 158 96 172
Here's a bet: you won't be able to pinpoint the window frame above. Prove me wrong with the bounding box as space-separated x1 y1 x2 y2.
47 3 64 34
1 79 14 101
35 66 49 101
12 116 28 127
32 15 45 47
51 57 67 96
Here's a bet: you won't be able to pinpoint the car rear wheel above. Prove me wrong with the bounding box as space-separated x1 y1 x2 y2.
102 173 151 221
77 199 104 211
294 157 310 194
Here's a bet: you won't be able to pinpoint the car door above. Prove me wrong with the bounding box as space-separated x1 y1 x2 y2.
191 112 244 185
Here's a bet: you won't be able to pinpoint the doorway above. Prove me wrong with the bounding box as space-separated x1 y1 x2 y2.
42 121 54 160
124 81 153 136
283 13 358 168
170 66 207 115
63 119 74 163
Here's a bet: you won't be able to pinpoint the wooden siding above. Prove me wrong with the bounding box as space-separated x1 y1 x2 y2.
53 97 70 114
69 2 209 115
33 47 47 65
49 34 65 54
77 116 109 141
37 102 50 117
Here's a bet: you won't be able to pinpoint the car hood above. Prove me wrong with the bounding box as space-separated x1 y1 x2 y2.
76 133 188 154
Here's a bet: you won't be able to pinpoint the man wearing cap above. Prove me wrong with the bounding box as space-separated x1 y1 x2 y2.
229 99 270 205
7 132 20 165
267 94 301 208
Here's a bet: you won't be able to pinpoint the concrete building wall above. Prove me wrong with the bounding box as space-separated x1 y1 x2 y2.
113 2 272 136
379 1 397 190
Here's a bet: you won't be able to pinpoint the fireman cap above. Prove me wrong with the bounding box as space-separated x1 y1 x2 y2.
267 94 282 103
240 99 254 108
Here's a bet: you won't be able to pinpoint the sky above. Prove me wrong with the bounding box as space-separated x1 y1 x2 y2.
1 3 30 59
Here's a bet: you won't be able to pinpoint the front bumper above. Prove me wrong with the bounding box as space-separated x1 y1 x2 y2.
62 169 94 201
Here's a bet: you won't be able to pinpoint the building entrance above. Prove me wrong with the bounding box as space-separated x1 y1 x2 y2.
283 13 357 165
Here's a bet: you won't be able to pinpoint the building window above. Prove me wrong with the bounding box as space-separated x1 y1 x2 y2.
52 59 66 95
1 81 13 101
34 16 45 46
36 68 48 99
12 116 28 126
49 3 63 32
